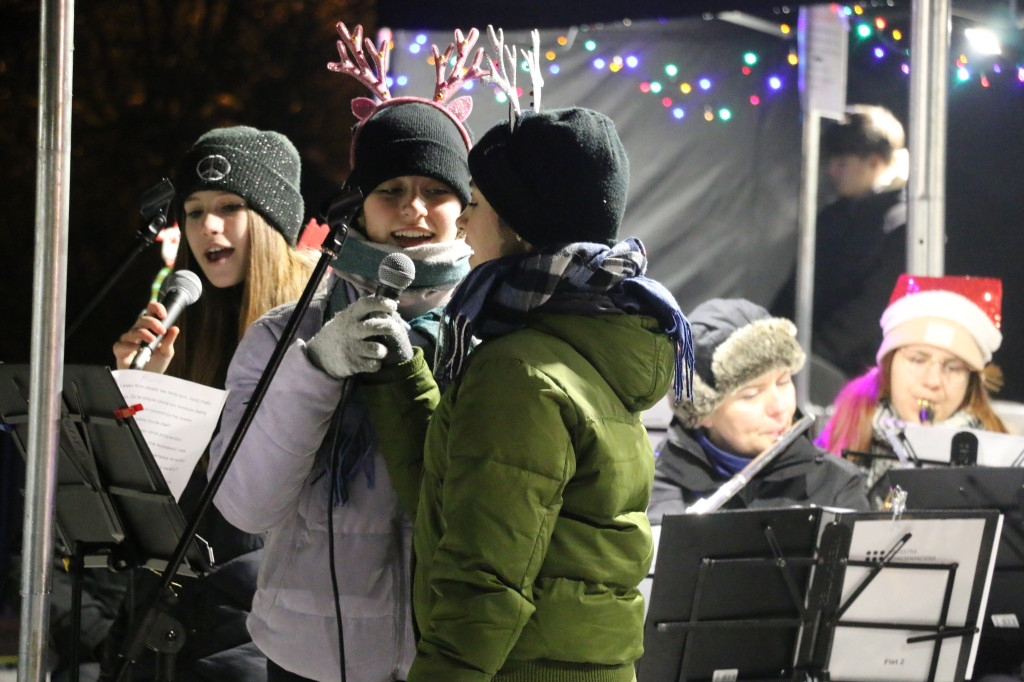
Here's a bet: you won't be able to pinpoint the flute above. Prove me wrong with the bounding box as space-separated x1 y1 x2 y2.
686 415 816 515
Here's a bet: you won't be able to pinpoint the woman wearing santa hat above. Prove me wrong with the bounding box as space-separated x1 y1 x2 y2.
817 274 1009 504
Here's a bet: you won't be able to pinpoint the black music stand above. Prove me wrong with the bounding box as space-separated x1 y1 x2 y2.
826 510 1000 682
889 468 1024 678
641 508 1000 682
639 507 852 682
0 364 213 678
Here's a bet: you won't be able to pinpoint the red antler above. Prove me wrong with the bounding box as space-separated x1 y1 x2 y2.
432 28 489 103
327 23 391 102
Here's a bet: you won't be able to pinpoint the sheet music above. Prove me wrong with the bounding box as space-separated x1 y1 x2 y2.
829 515 1003 682
902 424 1024 466
112 370 227 500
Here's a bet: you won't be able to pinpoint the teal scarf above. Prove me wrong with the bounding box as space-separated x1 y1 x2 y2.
331 232 470 289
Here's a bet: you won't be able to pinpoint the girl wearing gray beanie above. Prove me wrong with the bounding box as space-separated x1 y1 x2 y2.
647 297 869 524
207 23 487 682
104 124 315 682
112 125 315 389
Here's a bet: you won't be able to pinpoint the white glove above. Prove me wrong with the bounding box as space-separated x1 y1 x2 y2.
375 311 414 366
306 296 401 379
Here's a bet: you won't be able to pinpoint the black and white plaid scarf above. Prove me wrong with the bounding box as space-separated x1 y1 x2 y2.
436 238 694 402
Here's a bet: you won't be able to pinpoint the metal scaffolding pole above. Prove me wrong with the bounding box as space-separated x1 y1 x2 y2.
907 0 951 275
795 110 821 410
794 4 846 409
19 0 75 679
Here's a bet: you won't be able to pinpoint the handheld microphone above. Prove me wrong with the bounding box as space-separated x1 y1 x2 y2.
375 253 416 299
130 270 203 370
373 253 416 365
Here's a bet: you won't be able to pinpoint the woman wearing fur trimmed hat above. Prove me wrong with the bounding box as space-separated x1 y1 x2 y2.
103 125 315 682
648 299 870 524
207 24 485 682
817 274 1008 505
359 30 694 677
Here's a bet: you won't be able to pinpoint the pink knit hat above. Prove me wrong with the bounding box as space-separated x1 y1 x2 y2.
876 274 1003 371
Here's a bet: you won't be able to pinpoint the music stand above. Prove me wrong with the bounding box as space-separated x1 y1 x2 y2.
888 468 1024 677
827 510 1001 682
0 363 213 676
642 508 1000 682
639 507 852 682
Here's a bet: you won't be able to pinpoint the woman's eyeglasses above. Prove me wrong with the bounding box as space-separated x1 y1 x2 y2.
897 348 970 381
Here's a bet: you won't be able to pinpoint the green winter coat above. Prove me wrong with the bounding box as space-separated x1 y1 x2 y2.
363 311 676 682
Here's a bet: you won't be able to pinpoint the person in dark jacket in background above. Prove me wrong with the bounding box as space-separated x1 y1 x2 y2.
648 298 869 524
772 104 907 380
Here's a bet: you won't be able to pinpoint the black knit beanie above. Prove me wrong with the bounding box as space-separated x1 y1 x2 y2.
175 126 303 246
346 101 472 208
468 107 629 247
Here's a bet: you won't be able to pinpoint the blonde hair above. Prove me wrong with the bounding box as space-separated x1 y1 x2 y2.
172 209 316 388
818 352 1008 454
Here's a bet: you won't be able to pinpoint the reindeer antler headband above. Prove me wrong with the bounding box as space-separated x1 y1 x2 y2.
481 26 544 131
328 23 488 161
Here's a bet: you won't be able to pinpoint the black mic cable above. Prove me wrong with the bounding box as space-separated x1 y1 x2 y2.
326 251 416 682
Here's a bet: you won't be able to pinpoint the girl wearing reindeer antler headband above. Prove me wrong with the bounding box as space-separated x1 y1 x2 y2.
361 25 695 682
207 23 486 682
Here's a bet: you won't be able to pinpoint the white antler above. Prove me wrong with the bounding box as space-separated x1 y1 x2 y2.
481 25 521 127
520 29 544 113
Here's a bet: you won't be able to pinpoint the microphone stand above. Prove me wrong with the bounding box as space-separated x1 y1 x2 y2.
686 415 816 514
67 178 176 340
111 187 363 681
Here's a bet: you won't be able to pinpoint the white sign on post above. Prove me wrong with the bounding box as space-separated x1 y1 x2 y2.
799 4 849 120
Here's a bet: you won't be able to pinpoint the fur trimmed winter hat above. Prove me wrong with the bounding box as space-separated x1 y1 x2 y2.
876 274 1002 371
469 107 630 247
674 298 806 427
175 126 303 245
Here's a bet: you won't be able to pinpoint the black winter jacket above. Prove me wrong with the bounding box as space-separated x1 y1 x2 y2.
648 419 870 523
771 187 906 378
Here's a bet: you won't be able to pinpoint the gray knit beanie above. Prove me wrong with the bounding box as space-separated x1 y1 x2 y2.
675 298 806 427
175 126 304 245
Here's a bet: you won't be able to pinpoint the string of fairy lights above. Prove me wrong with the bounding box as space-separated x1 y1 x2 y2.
384 3 1024 124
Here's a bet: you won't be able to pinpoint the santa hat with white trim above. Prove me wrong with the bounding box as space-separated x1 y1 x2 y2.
876 274 1003 371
